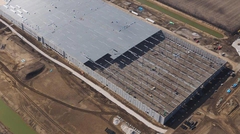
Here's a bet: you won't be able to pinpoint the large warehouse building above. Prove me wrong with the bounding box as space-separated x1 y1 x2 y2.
0 0 226 124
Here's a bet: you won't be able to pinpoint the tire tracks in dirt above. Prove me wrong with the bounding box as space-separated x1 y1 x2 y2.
0 61 120 133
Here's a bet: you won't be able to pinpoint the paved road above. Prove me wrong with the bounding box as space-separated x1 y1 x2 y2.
0 19 168 133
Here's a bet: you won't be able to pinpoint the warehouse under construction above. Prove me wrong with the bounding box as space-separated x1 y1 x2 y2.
0 0 226 124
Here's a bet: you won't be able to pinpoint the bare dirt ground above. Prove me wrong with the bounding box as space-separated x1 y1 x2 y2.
0 23 157 134
0 122 12 134
171 71 240 134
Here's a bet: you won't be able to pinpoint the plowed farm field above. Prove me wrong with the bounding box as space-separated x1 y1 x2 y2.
157 0 240 33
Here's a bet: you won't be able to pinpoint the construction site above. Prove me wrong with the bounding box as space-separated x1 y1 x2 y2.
90 30 226 123
0 0 240 134
0 0 229 125
170 69 240 134
0 22 151 133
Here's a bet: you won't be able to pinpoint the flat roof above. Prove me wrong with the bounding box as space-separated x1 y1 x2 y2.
1 0 159 63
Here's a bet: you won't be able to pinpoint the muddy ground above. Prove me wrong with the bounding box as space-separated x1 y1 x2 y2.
0 23 156 134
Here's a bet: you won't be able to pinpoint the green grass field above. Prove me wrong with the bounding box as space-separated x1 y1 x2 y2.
137 0 224 38
0 99 37 134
